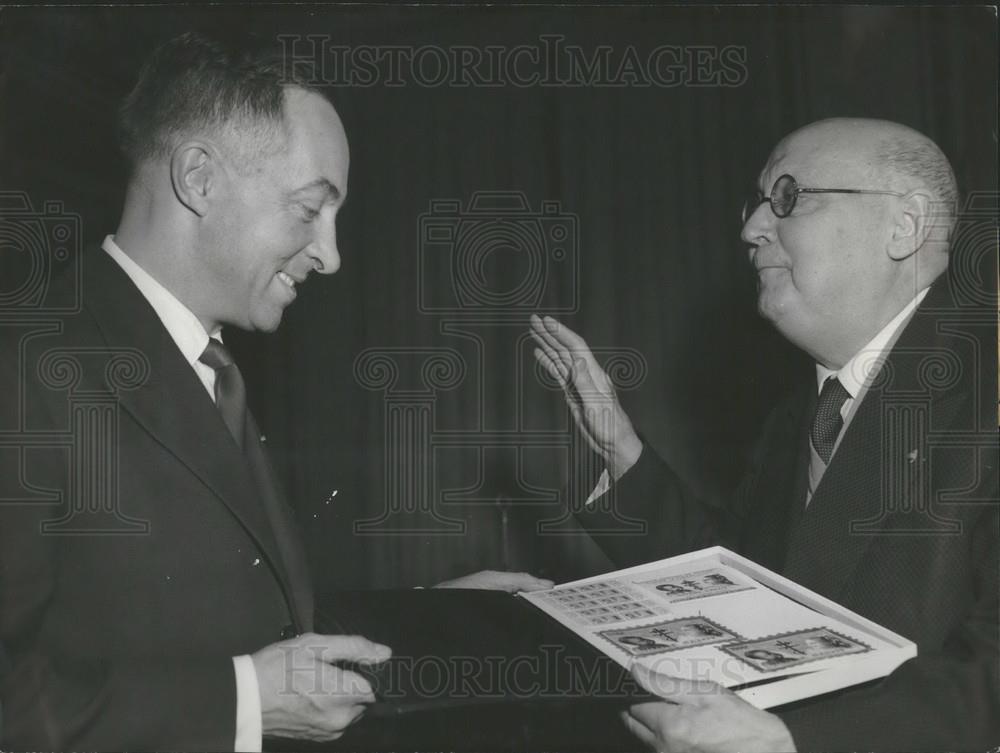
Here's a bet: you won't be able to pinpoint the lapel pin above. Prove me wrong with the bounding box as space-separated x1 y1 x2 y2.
325 489 338 505
907 449 919 463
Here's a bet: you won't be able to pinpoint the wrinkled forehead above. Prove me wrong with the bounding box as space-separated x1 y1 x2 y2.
757 130 874 190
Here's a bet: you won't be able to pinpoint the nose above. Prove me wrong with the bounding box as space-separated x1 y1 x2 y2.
307 206 341 275
740 200 776 248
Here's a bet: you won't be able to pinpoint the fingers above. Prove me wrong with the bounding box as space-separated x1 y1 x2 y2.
497 571 555 592
531 318 570 381
529 314 582 378
532 314 604 377
298 633 392 665
347 702 369 725
529 313 582 353
530 316 612 402
316 662 376 702
627 700 681 745
620 707 661 750
632 662 723 704
434 570 555 592
533 347 569 388
331 664 378 702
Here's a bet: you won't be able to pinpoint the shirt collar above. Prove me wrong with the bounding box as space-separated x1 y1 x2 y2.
102 235 221 366
816 287 931 398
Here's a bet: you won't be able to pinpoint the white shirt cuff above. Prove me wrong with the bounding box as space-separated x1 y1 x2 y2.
584 468 612 507
232 654 263 752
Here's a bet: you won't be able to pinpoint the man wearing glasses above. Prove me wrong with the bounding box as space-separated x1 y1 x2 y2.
531 118 998 751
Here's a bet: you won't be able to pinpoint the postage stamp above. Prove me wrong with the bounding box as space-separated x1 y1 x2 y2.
635 568 756 603
720 628 872 672
598 617 742 656
534 579 666 626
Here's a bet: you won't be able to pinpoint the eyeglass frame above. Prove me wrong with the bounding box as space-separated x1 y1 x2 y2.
742 173 906 224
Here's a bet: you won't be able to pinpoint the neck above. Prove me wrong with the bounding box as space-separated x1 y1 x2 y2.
114 182 219 334
813 283 932 370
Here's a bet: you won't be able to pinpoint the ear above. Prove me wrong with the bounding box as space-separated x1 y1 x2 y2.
169 141 217 217
886 190 933 261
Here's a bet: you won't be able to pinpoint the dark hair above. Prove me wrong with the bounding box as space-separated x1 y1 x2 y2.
117 31 329 172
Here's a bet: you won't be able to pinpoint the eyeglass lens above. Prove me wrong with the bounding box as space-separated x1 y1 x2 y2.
743 174 799 223
771 174 797 217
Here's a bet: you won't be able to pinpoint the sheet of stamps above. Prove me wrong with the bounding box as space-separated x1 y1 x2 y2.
721 628 872 672
636 567 756 603
597 617 742 656
533 579 667 626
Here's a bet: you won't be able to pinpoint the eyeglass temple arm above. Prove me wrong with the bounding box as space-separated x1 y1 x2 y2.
796 187 906 197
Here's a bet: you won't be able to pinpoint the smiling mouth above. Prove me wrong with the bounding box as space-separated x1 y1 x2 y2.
277 271 298 290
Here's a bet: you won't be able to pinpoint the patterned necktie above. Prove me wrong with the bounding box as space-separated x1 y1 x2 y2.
810 376 851 464
199 338 246 450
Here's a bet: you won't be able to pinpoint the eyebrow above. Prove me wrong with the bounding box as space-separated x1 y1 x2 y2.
290 178 341 202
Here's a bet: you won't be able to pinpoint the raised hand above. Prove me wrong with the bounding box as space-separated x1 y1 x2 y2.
252 633 391 742
529 314 643 480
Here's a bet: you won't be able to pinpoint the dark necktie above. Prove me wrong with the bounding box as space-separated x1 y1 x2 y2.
810 376 851 464
199 338 246 450
198 337 314 632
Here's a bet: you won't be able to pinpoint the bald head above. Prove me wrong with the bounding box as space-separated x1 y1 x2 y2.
742 118 957 368
772 118 958 240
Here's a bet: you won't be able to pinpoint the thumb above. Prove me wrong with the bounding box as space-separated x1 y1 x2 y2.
631 661 715 702
308 634 393 664
500 572 555 592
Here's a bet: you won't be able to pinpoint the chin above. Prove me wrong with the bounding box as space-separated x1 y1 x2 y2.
249 310 284 333
255 319 283 334
756 293 784 326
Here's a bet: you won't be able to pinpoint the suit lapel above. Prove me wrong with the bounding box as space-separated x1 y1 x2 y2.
783 279 956 600
783 383 887 598
81 249 299 614
244 411 314 631
738 381 814 573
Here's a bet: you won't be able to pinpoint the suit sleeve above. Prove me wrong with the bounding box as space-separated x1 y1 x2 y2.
574 388 999 751
0 490 240 751
778 502 1000 752
0 354 238 751
572 444 728 567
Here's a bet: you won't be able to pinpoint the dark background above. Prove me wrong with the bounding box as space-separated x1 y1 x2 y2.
1 4 996 592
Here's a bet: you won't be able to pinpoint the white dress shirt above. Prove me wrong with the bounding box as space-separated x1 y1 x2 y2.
585 287 931 510
102 236 264 752
806 287 930 503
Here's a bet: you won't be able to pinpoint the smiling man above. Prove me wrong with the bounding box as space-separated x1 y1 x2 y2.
0 32 380 752
0 31 548 751
531 118 998 751
113 49 349 336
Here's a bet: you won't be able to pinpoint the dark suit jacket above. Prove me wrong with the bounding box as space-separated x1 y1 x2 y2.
576 276 999 751
0 248 314 749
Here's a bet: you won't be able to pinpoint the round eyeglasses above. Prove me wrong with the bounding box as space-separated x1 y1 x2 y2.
742 173 905 223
